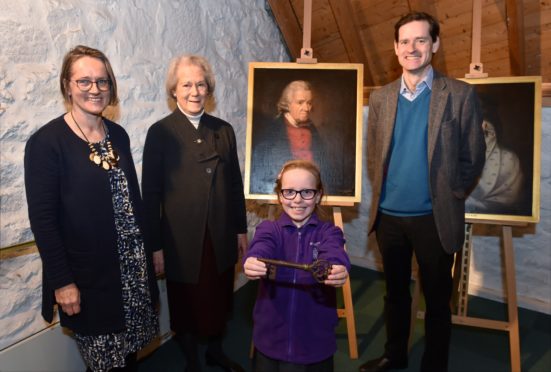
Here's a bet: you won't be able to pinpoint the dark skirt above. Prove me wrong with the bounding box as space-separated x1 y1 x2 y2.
166 231 234 337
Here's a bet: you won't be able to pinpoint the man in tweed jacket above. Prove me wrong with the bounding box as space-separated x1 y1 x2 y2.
359 12 486 372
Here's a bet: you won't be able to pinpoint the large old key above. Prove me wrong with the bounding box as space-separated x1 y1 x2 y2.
257 258 332 283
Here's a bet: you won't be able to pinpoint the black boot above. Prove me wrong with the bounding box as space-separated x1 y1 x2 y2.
175 333 202 372
205 335 244 372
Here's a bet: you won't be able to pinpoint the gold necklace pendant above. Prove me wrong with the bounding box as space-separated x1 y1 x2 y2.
71 111 118 171
102 160 111 170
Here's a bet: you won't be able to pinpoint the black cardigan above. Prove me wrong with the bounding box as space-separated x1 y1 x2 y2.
24 115 158 335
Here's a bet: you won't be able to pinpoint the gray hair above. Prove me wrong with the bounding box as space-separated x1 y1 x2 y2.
277 80 312 116
165 54 216 101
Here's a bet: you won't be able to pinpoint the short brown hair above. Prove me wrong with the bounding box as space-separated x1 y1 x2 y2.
165 55 216 101
59 45 118 105
394 11 440 43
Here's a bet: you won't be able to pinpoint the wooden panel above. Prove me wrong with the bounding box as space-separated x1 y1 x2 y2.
329 0 374 84
270 0 551 85
310 0 342 42
314 35 350 62
352 0 410 28
505 0 526 75
524 1 551 80
267 0 303 59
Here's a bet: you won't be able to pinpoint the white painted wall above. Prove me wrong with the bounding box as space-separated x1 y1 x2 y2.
1 0 550 366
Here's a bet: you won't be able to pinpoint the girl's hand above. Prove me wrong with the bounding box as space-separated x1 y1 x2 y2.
243 257 267 280
324 265 348 287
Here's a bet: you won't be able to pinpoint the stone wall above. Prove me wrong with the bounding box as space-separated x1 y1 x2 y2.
0 0 289 350
1 0 550 353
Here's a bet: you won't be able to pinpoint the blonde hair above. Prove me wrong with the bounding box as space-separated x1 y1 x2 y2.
275 159 325 207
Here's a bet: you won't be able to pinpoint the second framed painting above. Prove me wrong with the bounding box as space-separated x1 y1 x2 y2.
462 76 541 224
244 62 364 204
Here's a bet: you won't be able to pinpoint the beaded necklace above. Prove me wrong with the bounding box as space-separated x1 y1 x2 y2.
70 111 120 171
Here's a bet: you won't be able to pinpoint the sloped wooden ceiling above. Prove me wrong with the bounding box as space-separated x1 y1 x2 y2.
267 0 551 88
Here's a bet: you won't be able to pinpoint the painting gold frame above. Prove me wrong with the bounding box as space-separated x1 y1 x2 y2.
461 76 541 224
244 62 364 204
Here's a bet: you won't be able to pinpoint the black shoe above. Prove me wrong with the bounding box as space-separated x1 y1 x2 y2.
205 351 245 372
358 356 407 372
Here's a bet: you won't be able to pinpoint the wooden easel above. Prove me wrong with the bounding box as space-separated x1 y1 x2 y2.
411 2 522 371
331 204 358 359
411 221 523 372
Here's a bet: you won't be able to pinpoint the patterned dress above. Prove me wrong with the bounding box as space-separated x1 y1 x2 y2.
74 138 158 371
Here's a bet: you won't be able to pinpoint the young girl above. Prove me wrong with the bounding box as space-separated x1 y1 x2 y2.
244 159 350 371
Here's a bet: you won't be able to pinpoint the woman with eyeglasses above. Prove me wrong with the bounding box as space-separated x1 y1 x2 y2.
141 55 248 372
24 45 159 371
243 159 350 372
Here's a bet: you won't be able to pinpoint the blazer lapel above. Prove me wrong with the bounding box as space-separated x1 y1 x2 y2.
380 79 400 163
428 73 449 165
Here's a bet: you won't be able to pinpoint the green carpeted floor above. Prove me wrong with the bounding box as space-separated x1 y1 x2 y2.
138 265 551 372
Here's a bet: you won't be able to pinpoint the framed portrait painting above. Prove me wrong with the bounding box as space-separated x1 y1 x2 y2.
244 62 364 204
461 76 542 224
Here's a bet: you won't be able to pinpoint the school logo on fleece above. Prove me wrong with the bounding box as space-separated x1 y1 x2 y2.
310 241 321 260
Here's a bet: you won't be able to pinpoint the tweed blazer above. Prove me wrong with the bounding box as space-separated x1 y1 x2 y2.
367 71 486 253
142 109 247 283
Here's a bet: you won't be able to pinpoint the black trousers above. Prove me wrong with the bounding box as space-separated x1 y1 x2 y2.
375 213 455 372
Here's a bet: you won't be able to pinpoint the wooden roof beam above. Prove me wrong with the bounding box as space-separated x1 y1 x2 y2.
505 0 526 75
267 0 303 59
328 0 374 85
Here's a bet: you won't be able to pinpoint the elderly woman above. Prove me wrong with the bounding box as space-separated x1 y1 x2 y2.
24 45 159 372
142 55 247 372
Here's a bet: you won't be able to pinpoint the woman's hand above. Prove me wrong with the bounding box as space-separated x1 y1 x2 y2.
324 265 348 287
55 283 81 316
243 257 267 280
153 250 165 275
237 233 248 257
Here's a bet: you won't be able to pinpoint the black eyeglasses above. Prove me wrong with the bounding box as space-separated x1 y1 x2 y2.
280 189 318 200
71 79 111 92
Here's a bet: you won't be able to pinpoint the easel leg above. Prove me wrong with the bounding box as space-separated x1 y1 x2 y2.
502 226 521 372
332 207 358 359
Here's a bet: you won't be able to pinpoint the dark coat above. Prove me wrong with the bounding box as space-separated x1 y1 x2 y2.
24 115 159 335
142 110 248 283
367 71 486 253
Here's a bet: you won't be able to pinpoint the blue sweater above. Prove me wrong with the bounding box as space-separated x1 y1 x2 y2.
379 89 433 216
